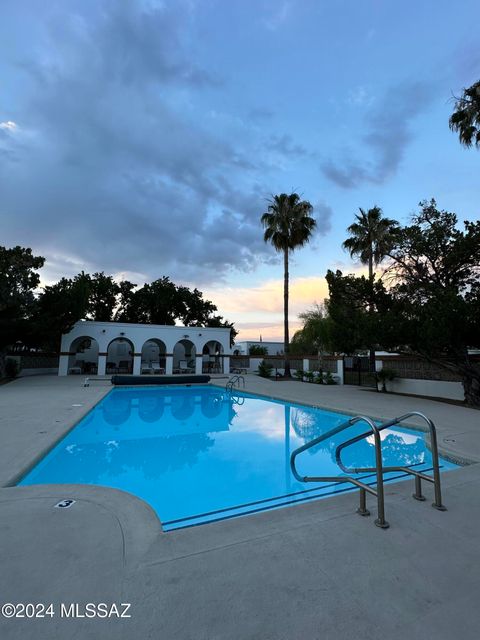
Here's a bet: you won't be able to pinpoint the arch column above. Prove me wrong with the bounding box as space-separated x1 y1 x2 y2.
133 354 142 375
98 353 107 376
195 354 203 375
59 353 70 376
165 355 173 375
223 355 230 375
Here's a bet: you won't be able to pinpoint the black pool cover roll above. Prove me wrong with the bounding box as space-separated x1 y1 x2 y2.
111 375 211 386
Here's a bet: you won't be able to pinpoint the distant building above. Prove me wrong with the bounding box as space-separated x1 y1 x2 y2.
233 341 284 356
59 320 231 376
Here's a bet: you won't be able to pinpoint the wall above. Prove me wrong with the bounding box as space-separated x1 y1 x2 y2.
386 378 464 401
376 356 466 401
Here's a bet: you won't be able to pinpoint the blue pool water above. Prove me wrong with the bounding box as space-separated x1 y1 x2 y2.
19 386 457 530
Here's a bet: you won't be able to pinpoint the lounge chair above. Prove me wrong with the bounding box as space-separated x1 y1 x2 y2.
117 360 131 374
141 362 153 374
177 360 195 374
69 360 83 375
151 361 165 374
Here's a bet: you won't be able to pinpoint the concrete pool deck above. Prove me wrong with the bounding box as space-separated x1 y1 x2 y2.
1 374 480 639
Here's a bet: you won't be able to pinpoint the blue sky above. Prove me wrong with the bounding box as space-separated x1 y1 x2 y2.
1 0 479 339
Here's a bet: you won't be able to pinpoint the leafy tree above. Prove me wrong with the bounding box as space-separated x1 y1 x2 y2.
204 315 238 348
0 246 44 376
113 280 138 321
87 272 120 321
385 199 480 405
178 286 217 326
291 304 334 355
114 277 236 343
249 344 268 356
449 80 480 148
325 270 376 355
261 193 316 377
342 206 398 370
32 274 91 350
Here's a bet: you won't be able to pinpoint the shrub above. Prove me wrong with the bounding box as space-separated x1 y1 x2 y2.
258 360 273 378
294 369 305 381
325 371 337 385
304 371 315 383
249 345 268 356
314 370 324 384
376 368 397 392
5 358 19 379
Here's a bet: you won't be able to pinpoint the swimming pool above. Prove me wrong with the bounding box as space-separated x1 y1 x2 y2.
19 385 457 530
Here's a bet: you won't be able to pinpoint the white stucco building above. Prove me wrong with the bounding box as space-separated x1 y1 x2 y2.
233 341 284 356
59 321 231 376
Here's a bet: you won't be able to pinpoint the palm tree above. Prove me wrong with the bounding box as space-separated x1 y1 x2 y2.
261 193 316 378
342 206 398 370
449 80 480 148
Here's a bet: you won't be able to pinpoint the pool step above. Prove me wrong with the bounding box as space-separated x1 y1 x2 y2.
163 463 436 531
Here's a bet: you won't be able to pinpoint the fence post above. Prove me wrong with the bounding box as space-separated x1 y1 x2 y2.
336 358 344 384
303 358 309 373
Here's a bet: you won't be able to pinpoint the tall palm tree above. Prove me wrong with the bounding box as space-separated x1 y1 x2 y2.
449 80 480 148
342 206 398 370
261 193 316 378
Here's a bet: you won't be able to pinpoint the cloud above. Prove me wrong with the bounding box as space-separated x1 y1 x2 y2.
347 86 374 107
262 1 291 31
0 1 276 285
0 121 18 131
267 134 308 158
247 107 275 122
322 81 434 189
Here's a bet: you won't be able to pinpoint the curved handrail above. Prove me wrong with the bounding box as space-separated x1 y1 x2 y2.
290 415 389 528
226 375 245 392
335 411 446 510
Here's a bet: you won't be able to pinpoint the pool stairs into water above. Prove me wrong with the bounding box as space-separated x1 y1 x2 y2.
290 411 447 529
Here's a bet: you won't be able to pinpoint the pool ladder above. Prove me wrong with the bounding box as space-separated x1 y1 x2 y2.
290 411 447 529
226 375 245 392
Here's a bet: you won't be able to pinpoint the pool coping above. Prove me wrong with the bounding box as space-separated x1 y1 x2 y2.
4 385 113 487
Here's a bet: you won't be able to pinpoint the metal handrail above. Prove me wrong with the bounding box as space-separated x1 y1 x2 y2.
290 416 389 528
226 375 245 392
335 412 446 511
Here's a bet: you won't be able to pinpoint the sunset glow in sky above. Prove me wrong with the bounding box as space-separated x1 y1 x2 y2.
1 1 479 340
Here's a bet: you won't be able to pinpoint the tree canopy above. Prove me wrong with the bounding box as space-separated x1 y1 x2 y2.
290 304 334 355
449 80 480 148
0 247 45 373
0 250 238 363
326 199 480 405
342 206 399 279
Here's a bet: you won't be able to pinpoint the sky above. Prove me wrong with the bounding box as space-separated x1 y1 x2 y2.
1 0 479 341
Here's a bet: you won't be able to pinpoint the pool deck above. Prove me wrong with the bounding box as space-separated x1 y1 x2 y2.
1 374 480 639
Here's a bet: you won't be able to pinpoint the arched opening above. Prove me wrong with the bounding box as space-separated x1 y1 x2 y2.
173 339 196 374
202 340 224 374
140 339 167 374
106 337 134 374
68 336 99 375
